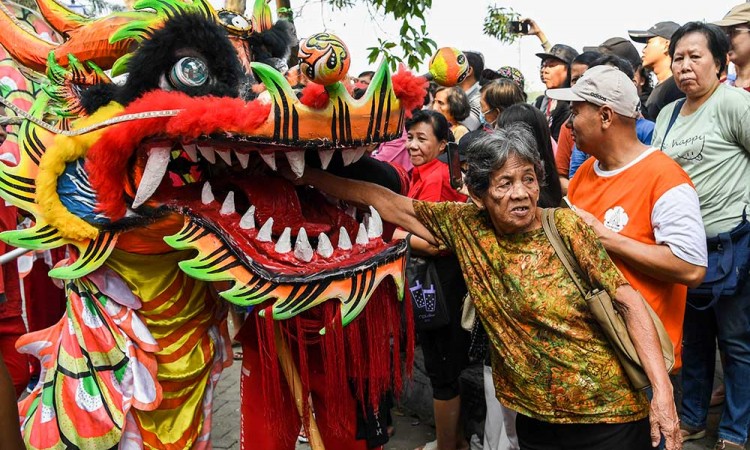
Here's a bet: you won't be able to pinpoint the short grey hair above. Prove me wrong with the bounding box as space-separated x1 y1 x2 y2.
464 124 545 198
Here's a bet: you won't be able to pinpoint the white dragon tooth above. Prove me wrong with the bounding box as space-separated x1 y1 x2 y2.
318 149 334 170
201 181 215 205
337 226 352 250
316 233 334 258
260 152 277 171
345 205 357 219
240 205 255 230
257 217 274 242
285 150 306 178
275 227 292 253
293 228 314 262
352 147 366 163
216 149 232 165
355 223 369 245
220 191 235 215
197 145 216 164
182 143 198 162
235 151 250 169
367 205 383 238
342 147 366 166
132 147 171 209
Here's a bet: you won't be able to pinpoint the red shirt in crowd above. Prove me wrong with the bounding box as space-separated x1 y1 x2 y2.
408 158 467 203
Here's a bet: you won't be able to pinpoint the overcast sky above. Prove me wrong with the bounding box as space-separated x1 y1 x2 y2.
263 0 744 92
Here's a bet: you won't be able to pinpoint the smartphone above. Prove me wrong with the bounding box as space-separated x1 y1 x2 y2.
508 20 529 35
562 196 576 211
446 142 463 190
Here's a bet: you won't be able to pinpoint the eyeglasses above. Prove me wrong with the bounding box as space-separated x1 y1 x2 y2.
727 27 750 37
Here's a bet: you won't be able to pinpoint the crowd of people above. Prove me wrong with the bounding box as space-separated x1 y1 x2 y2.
355 4 749 450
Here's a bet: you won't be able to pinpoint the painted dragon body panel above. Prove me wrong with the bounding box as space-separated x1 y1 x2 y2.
0 0 425 447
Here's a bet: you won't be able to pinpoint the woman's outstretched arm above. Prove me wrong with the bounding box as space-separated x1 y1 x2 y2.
299 167 439 246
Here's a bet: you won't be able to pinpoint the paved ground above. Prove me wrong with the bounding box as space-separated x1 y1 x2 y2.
210 358 437 450
210 358 722 450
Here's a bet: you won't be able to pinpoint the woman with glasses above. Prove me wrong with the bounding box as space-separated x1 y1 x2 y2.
651 21 750 450
715 3 750 91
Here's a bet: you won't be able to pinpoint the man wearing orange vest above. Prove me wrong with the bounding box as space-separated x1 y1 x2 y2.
547 65 707 376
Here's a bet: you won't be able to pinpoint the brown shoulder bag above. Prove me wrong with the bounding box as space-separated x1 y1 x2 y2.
540 208 675 390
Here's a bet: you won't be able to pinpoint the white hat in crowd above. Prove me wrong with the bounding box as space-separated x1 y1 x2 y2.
545 65 641 119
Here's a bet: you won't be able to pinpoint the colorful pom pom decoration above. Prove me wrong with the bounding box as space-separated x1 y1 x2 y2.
298 32 351 86
428 47 469 87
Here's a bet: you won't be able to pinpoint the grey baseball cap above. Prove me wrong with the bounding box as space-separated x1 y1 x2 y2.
628 21 681 43
714 3 750 27
545 65 640 119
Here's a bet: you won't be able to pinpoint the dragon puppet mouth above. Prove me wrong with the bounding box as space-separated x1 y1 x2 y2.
84 64 417 324
131 140 406 325
134 137 400 280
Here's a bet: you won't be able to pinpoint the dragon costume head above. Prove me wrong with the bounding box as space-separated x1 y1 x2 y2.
0 0 426 325
0 0 427 447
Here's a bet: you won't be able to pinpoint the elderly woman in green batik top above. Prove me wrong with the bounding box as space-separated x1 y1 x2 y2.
285 124 681 450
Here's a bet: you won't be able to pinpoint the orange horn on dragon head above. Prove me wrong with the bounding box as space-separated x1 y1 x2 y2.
0 0 135 74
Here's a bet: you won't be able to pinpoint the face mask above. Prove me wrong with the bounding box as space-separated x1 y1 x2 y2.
479 111 487 126
481 108 497 128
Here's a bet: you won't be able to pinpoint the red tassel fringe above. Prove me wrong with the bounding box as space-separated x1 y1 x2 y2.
250 278 414 439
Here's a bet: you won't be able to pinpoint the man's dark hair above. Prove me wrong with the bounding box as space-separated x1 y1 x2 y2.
669 21 730 77
572 51 602 67
591 54 635 80
463 51 485 82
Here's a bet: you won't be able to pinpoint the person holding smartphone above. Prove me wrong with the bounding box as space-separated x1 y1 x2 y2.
511 18 553 53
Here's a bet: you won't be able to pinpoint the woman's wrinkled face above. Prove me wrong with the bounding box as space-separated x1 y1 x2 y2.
473 154 540 235
672 32 721 98
407 121 446 167
431 90 454 123
541 58 568 89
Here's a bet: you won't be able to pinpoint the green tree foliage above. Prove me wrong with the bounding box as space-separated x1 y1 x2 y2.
325 1 519 70
333 0 437 70
482 4 520 44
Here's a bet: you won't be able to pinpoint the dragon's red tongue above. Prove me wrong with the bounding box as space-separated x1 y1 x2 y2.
236 177 305 233
234 177 343 236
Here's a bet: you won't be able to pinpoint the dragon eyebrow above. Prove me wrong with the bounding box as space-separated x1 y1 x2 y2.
0 96 182 136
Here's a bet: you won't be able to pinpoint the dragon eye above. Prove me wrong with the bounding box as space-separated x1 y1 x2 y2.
169 57 209 88
231 16 249 29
